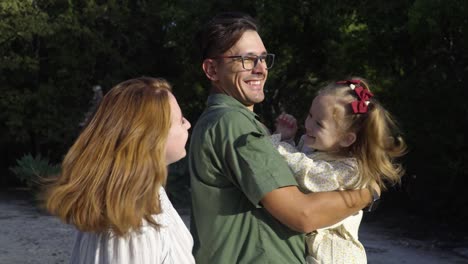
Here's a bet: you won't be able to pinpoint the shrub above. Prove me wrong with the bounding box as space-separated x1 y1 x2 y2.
9 153 60 190
167 157 191 209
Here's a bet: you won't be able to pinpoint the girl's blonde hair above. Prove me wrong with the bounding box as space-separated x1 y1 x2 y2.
43 77 172 236
320 77 407 190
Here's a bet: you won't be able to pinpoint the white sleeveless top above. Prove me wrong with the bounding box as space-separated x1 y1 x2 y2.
70 187 195 264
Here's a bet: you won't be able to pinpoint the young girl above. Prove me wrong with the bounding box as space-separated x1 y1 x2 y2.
43 77 195 263
272 78 406 264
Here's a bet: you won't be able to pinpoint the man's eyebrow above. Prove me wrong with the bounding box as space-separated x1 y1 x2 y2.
243 51 268 56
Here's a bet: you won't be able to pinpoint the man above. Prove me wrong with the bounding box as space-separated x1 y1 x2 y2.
189 12 377 263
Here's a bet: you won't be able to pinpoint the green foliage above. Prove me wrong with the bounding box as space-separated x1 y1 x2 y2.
0 0 467 223
9 153 60 189
166 158 191 208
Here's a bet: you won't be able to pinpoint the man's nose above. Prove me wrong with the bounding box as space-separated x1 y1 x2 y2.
251 59 267 74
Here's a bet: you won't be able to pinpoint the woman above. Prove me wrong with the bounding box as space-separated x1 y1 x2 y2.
44 77 194 263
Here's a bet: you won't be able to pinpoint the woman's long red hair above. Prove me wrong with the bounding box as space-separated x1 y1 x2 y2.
44 77 172 236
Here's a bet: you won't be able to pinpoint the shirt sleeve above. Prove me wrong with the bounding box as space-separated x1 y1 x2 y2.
214 111 298 206
270 134 359 192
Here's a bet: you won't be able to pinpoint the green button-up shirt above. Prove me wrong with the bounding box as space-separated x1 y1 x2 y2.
189 93 305 263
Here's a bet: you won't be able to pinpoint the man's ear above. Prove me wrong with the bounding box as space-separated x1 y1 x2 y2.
339 132 356 147
202 59 219 81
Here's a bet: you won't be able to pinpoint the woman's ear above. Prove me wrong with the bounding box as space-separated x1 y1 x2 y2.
202 59 219 81
339 132 356 147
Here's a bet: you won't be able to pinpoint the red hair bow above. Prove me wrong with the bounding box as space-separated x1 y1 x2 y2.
336 80 374 113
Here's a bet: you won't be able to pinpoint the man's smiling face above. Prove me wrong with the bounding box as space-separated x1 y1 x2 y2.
214 30 268 110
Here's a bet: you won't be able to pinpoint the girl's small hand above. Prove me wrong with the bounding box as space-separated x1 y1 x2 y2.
275 113 298 141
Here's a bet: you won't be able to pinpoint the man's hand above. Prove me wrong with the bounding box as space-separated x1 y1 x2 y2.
275 113 298 141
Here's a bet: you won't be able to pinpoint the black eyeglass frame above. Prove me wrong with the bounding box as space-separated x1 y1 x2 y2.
214 53 275 70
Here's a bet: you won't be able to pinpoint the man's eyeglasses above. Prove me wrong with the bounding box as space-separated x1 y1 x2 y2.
215 53 275 70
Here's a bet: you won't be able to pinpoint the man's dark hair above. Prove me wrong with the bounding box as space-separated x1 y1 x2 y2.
198 12 258 61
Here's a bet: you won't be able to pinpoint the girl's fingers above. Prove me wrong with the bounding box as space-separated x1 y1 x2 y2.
276 113 298 128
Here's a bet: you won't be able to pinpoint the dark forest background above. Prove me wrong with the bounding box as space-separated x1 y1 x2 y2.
1 0 467 235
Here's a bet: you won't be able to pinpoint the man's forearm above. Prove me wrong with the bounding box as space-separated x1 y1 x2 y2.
261 186 372 233
299 189 371 232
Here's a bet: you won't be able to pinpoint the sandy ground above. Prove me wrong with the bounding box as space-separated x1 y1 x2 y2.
1 191 467 264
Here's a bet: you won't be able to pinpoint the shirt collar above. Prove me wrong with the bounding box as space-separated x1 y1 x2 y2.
207 93 258 118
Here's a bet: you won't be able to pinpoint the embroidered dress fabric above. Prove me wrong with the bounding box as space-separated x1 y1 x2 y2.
70 187 195 264
271 134 367 264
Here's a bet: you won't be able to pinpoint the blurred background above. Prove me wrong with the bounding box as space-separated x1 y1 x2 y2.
1 0 466 245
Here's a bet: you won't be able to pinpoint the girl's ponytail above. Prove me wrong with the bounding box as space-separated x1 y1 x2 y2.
325 78 407 190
